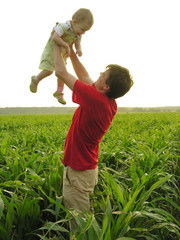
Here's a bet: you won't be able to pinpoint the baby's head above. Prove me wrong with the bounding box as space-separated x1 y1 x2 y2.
71 8 94 36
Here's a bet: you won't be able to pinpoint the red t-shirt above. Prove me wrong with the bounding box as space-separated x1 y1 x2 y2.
62 80 117 170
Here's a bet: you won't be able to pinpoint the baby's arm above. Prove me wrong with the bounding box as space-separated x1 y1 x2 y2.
52 32 70 58
74 37 82 57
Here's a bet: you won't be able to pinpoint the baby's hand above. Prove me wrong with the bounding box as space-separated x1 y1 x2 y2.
76 49 82 57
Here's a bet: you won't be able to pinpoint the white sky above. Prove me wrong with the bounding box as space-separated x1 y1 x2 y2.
1 0 180 108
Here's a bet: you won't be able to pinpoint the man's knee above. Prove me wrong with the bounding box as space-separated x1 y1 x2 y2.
63 186 90 212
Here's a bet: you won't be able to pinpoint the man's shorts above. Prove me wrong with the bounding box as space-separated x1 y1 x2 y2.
62 165 98 212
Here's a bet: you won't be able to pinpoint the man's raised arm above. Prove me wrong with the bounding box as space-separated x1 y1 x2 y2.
70 46 93 86
53 42 77 91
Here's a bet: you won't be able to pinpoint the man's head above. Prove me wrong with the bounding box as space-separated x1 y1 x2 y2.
71 8 94 36
105 64 133 99
95 64 133 99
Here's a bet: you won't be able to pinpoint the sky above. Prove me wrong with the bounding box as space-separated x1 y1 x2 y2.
1 0 180 108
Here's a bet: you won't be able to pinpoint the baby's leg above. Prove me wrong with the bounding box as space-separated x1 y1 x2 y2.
30 70 53 93
36 70 53 82
57 78 64 93
53 78 66 105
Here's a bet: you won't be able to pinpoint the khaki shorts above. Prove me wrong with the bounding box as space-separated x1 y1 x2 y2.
63 166 98 212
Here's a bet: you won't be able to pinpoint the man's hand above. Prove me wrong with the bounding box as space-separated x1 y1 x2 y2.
53 42 77 91
52 32 70 58
69 46 93 85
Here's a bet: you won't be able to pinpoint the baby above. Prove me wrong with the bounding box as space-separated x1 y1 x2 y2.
30 8 94 104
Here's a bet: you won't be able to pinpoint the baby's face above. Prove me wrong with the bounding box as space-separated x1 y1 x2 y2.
71 19 91 36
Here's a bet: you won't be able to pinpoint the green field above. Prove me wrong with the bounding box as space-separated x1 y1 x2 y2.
0 113 180 240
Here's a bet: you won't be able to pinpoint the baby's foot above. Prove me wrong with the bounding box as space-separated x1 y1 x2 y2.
30 76 38 93
53 91 66 105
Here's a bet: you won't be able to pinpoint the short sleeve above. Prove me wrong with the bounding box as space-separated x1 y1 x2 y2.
54 24 64 37
72 80 107 108
54 20 71 37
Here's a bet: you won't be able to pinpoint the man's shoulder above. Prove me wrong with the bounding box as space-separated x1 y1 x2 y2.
74 80 94 92
75 79 93 86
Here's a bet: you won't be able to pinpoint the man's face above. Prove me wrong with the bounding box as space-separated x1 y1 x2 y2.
94 69 110 93
98 70 110 83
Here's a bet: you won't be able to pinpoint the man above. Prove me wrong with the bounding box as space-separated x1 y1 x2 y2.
53 42 133 214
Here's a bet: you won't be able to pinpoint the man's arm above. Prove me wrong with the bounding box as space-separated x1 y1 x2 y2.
70 46 94 85
52 32 70 57
53 42 77 90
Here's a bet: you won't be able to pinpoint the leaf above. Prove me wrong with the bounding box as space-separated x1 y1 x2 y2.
35 234 49 240
88 226 95 239
116 238 136 240
149 207 180 226
108 173 125 206
130 160 139 189
114 188 142 236
5 193 15 236
39 186 69 213
117 213 131 237
0 222 9 240
135 175 171 211
76 214 94 239
72 211 86 231
0 180 24 187
39 221 69 232
130 227 148 232
104 225 111 240
99 196 112 240
140 211 166 221
123 187 142 213
91 216 101 238
140 173 149 185
0 196 4 219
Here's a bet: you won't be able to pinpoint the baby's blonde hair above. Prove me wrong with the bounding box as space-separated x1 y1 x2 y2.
72 8 94 28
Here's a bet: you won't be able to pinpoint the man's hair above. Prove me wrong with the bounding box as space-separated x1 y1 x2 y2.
105 64 133 99
72 8 94 28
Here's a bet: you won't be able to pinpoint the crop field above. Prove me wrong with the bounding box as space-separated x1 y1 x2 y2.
0 112 180 240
